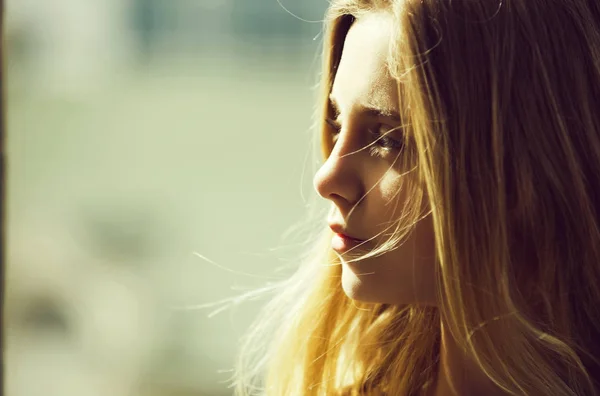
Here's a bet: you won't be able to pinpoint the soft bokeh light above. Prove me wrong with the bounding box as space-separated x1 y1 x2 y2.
5 1 328 395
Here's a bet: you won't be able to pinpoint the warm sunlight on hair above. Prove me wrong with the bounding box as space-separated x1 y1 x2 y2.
234 0 600 395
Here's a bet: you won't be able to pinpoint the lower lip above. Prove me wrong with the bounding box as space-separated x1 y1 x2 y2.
331 233 365 253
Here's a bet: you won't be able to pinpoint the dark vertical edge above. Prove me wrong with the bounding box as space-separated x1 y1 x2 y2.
0 0 5 393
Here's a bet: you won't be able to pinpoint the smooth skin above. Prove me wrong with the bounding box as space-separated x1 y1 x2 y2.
313 12 506 396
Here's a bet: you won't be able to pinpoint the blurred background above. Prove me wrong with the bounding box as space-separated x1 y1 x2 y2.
4 1 329 395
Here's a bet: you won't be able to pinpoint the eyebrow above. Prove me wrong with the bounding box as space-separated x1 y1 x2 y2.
329 95 401 123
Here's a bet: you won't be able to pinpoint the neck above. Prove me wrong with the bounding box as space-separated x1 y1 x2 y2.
428 321 505 396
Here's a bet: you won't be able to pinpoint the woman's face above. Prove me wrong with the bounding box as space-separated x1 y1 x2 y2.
313 12 437 305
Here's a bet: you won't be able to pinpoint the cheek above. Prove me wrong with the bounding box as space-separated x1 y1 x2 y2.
340 217 438 305
378 172 404 202
377 168 419 217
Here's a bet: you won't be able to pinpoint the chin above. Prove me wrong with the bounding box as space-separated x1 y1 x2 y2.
340 262 386 303
339 258 438 306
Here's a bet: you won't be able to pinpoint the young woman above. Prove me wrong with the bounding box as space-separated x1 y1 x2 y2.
234 0 600 394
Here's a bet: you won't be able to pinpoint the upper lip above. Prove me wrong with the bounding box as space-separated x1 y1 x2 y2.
328 223 365 241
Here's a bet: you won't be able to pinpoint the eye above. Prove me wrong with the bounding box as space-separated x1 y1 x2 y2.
369 125 404 151
325 118 341 133
325 118 342 142
324 119 404 153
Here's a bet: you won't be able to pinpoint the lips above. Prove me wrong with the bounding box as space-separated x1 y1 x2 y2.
328 223 364 242
330 232 365 253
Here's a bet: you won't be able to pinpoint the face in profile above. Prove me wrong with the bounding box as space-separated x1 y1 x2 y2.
313 12 437 306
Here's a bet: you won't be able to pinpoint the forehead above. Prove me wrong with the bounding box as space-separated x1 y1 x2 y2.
330 12 398 115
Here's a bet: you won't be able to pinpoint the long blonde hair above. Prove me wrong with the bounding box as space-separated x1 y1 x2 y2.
234 0 600 394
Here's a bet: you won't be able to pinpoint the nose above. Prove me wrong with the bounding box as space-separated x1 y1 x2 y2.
313 140 363 210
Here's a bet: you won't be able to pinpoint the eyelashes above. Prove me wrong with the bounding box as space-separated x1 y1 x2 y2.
325 118 405 154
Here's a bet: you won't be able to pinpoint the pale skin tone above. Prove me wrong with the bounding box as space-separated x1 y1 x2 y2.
313 12 505 396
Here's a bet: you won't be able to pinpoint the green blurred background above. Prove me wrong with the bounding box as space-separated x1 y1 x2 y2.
4 1 329 395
